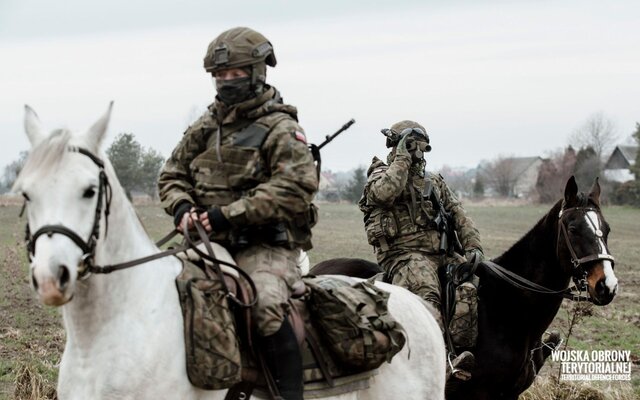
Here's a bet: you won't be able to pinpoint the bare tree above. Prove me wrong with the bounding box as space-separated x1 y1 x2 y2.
479 156 518 197
536 147 576 203
569 112 619 164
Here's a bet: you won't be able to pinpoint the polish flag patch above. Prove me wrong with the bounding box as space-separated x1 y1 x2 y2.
294 130 307 144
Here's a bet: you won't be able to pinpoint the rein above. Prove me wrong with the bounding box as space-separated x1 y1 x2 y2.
480 260 593 302
478 206 615 303
22 146 257 308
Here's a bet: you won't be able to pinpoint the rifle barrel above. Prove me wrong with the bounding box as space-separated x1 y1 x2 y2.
317 118 355 150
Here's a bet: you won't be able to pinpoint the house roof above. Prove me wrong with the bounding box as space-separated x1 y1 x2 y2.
604 145 638 169
618 145 638 165
505 156 542 178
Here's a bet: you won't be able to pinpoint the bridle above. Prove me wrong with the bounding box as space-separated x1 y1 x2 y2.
22 146 257 308
557 206 615 292
24 147 112 278
478 205 615 303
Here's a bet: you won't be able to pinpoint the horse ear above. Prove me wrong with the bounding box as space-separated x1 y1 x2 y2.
86 101 114 152
588 177 601 207
564 176 578 206
24 105 45 147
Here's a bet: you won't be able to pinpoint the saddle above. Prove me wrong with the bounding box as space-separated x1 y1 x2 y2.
176 246 403 400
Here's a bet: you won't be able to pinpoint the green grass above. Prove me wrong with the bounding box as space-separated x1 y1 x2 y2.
1 202 638 399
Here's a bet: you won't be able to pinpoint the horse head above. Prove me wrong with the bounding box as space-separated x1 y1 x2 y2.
557 176 618 305
13 103 114 306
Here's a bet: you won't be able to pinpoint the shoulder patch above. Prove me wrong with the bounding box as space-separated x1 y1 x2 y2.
292 130 307 144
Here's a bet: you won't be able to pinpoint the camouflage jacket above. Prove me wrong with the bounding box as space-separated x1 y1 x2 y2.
358 155 482 256
158 86 318 248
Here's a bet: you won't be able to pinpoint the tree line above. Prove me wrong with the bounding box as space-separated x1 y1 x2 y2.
0 133 165 199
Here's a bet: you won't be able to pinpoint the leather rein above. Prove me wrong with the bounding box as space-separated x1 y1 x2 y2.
22 146 256 308
479 206 615 303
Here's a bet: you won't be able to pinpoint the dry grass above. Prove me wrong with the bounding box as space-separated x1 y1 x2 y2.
2 203 638 399
522 376 637 400
13 365 57 400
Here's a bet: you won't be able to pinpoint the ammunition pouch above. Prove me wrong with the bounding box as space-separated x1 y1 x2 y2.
364 210 398 252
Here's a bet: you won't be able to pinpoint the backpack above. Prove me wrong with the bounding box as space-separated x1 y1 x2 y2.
303 276 406 370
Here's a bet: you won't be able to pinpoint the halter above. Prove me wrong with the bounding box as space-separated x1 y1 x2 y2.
24 147 113 279
557 206 615 292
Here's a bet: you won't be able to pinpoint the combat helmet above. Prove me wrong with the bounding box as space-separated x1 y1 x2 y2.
385 120 432 152
204 27 276 93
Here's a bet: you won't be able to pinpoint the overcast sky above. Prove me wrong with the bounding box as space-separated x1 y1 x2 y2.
1 0 639 173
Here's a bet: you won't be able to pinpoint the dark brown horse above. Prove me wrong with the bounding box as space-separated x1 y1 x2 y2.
310 177 618 399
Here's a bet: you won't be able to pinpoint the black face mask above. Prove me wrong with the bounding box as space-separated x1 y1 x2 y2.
216 77 253 105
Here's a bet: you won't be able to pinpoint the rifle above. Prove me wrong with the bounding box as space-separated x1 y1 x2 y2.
424 181 463 256
309 119 356 178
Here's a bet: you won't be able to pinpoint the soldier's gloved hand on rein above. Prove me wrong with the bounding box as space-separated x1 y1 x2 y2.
465 248 484 263
205 207 231 233
173 201 193 229
395 132 411 159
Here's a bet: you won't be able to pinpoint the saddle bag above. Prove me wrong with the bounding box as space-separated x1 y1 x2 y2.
304 276 406 370
175 260 242 390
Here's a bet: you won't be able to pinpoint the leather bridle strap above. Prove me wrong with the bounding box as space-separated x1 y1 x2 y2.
558 207 615 269
480 260 592 302
25 146 111 273
29 224 93 257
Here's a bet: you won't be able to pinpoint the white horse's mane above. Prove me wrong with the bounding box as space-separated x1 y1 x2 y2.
14 129 73 190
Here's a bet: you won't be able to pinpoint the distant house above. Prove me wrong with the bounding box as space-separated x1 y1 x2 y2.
318 171 340 201
604 145 638 183
509 156 544 198
478 156 543 198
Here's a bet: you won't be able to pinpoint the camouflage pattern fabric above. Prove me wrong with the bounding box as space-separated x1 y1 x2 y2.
158 85 318 250
359 156 482 256
449 281 478 349
304 276 406 370
234 243 302 336
175 260 242 389
359 152 482 343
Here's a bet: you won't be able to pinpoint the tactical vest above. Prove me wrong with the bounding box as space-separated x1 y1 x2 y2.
189 112 316 250
362 169 442 254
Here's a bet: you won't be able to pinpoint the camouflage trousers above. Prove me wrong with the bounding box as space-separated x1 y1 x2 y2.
234 243 303 336
378 250 464 323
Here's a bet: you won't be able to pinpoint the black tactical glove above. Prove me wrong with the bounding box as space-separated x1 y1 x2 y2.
173 201 193 228
207 206 231 232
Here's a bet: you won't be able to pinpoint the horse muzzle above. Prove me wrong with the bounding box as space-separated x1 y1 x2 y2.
586 262 618 306
31 262 74 306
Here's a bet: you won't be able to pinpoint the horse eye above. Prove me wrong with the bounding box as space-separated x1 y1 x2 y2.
568 225 578 234
83 187 96 199
22 192 31 202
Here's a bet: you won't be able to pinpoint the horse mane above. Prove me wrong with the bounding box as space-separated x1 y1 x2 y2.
13 129 73 190
495 191 595 268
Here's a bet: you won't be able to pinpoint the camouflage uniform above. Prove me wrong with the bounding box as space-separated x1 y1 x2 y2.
358 127 482 320
158 44 318 339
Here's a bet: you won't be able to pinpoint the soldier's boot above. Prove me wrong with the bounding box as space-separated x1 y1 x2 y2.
446 351 475 382
262 320 303 400
542 331 563 359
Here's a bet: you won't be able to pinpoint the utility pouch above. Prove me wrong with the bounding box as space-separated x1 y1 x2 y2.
175 260 242 389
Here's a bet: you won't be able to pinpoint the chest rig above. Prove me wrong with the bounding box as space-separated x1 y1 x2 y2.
189 112 290 207
362 170 441 252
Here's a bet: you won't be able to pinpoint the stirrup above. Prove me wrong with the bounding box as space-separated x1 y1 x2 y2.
446 351 475 382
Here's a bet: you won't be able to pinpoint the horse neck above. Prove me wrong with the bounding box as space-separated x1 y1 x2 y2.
493 200 571 296
61 178 177 350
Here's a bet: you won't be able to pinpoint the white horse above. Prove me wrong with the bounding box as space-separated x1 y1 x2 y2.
14 104 445 400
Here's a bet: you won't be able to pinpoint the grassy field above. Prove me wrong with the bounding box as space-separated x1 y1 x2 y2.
0 202 638 399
